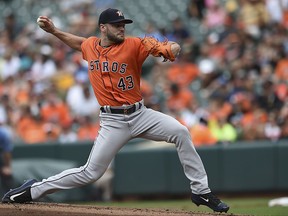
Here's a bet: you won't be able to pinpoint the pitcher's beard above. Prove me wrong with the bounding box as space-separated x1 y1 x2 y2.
107 32 124 44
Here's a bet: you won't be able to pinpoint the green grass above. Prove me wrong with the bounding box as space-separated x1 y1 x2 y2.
81 197 288 216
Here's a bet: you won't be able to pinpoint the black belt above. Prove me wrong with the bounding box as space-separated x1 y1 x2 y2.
100 103 142 115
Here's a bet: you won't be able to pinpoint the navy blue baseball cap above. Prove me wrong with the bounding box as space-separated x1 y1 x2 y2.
98 8 133 26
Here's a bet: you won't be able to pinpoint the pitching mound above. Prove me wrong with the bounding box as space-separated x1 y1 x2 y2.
0 202 241 216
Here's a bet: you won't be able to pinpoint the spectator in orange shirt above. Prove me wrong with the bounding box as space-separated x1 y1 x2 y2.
275 82 288 102
190 117 217 147
167 51 199 88
40 91 72 127
77 116 100 141
166 83 194 113
275 52 288 81
42 121 61 143
15 82 30 106
16 107 47 144
208 97 232 122
241 104 268 140
140 78 161 110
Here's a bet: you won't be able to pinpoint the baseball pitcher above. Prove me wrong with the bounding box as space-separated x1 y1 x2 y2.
2 8 229 213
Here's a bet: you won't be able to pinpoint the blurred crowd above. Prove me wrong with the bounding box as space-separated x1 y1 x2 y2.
0 0 288 147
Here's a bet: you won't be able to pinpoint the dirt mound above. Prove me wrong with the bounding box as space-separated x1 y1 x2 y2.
0 202 240 216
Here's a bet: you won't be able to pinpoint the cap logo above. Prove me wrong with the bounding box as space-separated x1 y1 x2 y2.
116 10 123 17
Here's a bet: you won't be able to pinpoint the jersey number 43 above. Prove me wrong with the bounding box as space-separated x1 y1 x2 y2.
117 75 134 91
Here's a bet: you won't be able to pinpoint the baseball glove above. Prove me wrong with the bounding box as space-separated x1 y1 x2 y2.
141 37 176 62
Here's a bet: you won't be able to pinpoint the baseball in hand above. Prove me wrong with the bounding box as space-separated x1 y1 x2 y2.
37 17 45 27
169 42 181 57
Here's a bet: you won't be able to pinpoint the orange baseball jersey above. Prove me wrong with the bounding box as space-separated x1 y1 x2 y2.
81 36 149 106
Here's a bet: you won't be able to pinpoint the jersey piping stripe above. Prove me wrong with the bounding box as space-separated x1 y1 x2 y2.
93 40 111 101
94 39 118 103
102 44 130 104
31 141 97 189
102 48 114 93
93 39 116 102
93 39 100 57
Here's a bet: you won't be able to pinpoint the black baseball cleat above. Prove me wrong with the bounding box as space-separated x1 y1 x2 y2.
191 192 230 213
2 179 38 203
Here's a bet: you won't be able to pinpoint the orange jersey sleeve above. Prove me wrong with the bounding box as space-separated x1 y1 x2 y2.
81 36 149 106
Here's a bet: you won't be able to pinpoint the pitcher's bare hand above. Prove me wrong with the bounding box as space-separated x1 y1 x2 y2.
37 16 56 34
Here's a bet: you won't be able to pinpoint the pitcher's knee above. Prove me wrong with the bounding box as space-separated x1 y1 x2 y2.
83 164 107 183
173 124 191 140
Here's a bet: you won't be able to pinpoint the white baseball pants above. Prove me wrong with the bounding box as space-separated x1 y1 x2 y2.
31 105 210 200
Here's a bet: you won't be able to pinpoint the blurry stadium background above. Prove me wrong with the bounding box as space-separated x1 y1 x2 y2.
0 0 288 203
